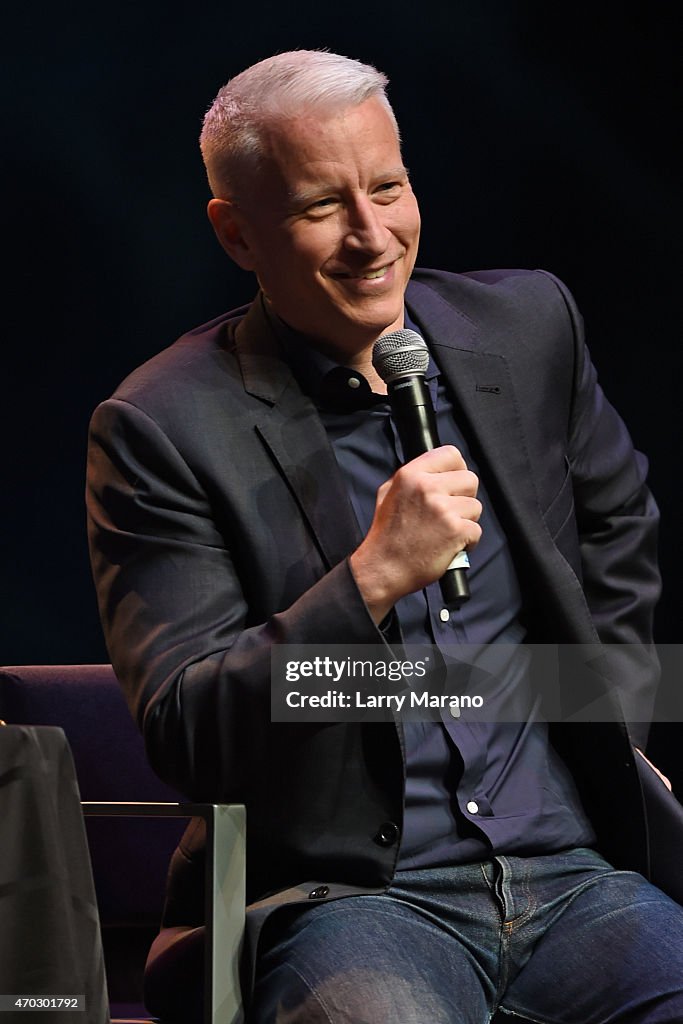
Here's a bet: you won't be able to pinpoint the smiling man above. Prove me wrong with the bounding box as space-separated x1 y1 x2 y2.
87 51 683 1023
205 97 421 368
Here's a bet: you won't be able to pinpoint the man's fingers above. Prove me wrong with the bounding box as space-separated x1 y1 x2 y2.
397 466 479 500
407 445 468 473
376 449 480 519
352 447 484 618
434 494 483 530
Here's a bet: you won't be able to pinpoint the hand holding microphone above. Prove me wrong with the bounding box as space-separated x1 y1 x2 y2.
350 329 480 622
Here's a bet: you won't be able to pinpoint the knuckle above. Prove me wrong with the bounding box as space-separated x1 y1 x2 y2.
443 444 464 468
393 463 414 486
458 470 478 495
410 473 432 499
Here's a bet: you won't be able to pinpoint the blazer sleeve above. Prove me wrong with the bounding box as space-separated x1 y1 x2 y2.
86 396 386 802
540 270 661 741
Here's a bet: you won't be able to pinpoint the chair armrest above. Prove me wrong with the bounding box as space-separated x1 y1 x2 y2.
83 802 246 1024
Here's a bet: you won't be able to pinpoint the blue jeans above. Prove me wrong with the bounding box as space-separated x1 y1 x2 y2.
251 848 683 1023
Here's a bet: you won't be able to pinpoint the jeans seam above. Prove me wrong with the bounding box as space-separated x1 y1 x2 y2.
279 961 335 1024
543 867 642 927
504 866 537 930
494 923 508 1010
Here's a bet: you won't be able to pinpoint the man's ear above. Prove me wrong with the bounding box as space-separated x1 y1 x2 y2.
207 198 257 271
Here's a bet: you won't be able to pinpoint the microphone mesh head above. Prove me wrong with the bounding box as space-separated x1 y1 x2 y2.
372 328 429 382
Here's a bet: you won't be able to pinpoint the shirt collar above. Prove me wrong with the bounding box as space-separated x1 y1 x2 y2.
263 298 438 411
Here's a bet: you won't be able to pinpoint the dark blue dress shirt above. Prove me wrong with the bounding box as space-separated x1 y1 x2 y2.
270 305 595 866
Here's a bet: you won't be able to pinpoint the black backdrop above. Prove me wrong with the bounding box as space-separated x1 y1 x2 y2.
2 2 680 777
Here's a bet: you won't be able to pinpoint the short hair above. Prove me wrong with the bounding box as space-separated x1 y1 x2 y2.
199 50 399 198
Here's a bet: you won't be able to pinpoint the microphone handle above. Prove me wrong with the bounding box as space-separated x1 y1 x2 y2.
388 376 470 608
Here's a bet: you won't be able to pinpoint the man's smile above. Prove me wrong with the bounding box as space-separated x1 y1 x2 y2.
329 255 404 282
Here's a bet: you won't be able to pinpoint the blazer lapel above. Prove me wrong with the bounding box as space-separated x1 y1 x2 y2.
406 279 543 538
406 278 597 641
234 295 363 570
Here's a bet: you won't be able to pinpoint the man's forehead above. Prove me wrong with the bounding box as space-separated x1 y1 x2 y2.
261 97 399 156
252 102 402 186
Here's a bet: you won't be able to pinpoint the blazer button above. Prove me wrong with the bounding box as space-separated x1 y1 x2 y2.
374 822 400 846
308 885 330 900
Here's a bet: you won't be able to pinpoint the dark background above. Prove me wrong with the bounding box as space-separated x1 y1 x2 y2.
2 3 680 777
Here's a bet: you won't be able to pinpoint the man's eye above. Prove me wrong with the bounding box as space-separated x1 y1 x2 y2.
374 182 402 200
308 197 339 211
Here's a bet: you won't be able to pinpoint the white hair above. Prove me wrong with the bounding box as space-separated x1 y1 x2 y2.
199 50 399 198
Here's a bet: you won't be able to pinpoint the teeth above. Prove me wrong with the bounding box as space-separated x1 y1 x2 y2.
362 267 387 280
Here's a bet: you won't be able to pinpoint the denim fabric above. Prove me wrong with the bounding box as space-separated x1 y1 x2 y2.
251 848 683 1023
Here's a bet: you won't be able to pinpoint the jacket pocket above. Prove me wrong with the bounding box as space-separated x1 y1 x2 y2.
541 458 575 542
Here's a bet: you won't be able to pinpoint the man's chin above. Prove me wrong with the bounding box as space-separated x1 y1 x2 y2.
276 295 406 357
340 296 406 338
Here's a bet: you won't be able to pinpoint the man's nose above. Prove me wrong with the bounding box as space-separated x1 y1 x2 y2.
343 196 390 255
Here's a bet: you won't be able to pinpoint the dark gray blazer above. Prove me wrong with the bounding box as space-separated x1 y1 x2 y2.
87 267 661 913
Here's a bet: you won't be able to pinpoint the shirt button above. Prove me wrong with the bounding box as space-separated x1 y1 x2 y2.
347 376 361 389
466 800 479 814
439 608 450 622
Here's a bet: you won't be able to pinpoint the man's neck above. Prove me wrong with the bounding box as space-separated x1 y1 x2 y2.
263 297 391 394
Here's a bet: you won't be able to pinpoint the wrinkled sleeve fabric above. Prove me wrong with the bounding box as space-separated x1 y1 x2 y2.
538 270 661 740
86 395 382 801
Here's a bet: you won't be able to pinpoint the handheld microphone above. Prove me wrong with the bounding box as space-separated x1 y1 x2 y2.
372 328 470 608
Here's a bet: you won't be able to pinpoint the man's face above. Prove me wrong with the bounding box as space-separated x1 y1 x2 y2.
210 97 421 358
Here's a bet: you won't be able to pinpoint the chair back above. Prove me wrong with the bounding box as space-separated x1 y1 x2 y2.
0 664 186 1021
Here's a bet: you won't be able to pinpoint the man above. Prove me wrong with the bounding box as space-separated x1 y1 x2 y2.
87 51 683 1022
